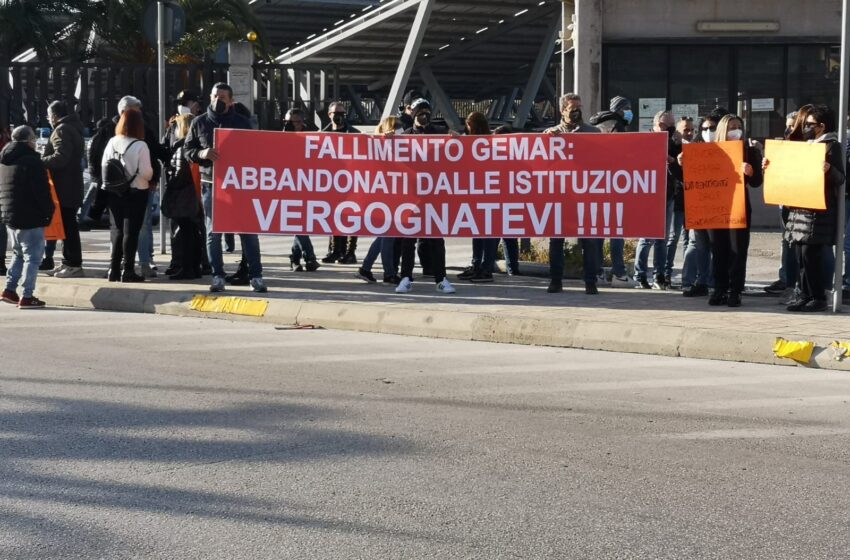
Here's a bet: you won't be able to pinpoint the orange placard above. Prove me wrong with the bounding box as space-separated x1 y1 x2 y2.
44 172 65 241
682 140 746 230
763 139 826 210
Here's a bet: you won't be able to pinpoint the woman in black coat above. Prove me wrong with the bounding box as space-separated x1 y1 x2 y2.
778 105 845 312
706 114 763 307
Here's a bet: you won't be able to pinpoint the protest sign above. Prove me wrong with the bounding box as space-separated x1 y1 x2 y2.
763 139 826 210
682 140 746 229
211 131 669 238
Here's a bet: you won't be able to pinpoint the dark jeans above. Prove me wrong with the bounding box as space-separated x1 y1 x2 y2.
107 189 148 274
549 238 599 284
471 238 499 272
291 235 316 262
44 205 83 267
400 238 446 283
328 236 357 257
0 225 6 262
708 228 750 294
797 243 827 301
502 238 520 273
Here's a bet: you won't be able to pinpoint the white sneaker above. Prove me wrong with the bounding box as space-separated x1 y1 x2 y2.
140 263 157 279
436 279 456 294
250 277 268 293
45 264 65 277
610 274 633 289
210 276 226 293
395 277 413 293
53 266 84 278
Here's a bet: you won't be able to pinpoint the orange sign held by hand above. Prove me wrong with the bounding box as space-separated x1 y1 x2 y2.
682 140 746 230
44 172 65 241
763 139 826 210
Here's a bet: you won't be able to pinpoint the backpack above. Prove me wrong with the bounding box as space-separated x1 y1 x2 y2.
101 139 140 196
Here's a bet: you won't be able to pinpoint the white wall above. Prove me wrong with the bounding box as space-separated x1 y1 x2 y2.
602 0 841 40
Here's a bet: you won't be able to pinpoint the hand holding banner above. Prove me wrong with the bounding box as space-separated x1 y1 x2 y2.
682 140 746 230
763 139 826 210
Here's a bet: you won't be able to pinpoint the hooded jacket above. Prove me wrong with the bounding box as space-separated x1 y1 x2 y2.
784 132 846 245
41 112 84 208
0 141 54 229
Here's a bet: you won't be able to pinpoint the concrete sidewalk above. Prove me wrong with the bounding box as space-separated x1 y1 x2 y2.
25 233 850 372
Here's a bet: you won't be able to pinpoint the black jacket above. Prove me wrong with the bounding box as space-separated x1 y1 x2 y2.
785 133 845 245
403 123 450 135
185 106 252 184
87 117 115 184
322 122 361 134
0 141 54 229
41 113 84 208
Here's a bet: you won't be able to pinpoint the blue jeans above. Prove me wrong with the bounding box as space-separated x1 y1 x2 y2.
137 189 155 265
79 181 99 223
595 238 626 278
635 200 672 282
362 237 397 277
665 208 685 278
5 227 45 298
291 235 316 262
549 238 599 283
502 238 520 273
202 185 262 278
682 229 712 288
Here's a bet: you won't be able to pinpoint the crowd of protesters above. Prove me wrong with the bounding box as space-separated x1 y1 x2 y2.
0 83 848 313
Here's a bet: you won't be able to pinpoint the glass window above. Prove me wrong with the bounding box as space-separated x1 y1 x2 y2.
669 46 731 120
737 46 785 140
788 45 840 114
604 46 666 131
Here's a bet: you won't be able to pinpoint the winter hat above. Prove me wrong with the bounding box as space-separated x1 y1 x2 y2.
410 98 432 115
609 96 630 113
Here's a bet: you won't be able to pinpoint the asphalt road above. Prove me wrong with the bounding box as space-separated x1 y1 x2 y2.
1 306 849 559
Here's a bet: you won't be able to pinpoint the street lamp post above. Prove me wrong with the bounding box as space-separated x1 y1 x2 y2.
835 0 849 313
157 0 167 255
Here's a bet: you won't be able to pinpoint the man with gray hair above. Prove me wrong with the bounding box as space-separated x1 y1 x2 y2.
634 109 680 290
1 126 55 308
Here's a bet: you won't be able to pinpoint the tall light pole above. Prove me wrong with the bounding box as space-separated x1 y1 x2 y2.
157 0 167 254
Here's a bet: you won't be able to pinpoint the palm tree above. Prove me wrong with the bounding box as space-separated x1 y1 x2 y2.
0 0 69 62
76 0 272 64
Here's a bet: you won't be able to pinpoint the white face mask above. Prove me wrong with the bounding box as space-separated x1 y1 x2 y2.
701 130 716 143
726 129 743 141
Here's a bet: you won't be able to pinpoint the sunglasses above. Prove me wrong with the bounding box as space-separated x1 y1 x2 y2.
702 125 717 131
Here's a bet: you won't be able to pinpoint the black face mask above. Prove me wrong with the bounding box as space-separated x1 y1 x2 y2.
666 125 676 137
415 113 431 126
802 125 819 141
331 113 346 127
212 99 228 115
283 122 295 132
784 127 793 138
568 109 582 124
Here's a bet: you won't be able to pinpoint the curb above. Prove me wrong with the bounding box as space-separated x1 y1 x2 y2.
33 280 850 373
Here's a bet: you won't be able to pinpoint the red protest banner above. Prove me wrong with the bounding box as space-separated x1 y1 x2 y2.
211 130 668 238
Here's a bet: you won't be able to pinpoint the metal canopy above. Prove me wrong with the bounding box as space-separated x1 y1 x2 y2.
254 0 561 100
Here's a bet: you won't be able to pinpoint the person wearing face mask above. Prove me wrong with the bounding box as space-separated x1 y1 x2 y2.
40 100 85 278
395 98 455 295
544 93 602 295
185 82 267 294
764 105 844 312
634 110 681 291
0 125 54 308
321 101 361 265
679 113 726 298
699 114 763 307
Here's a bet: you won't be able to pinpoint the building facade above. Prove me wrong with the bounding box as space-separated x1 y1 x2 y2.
570 0 841 140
